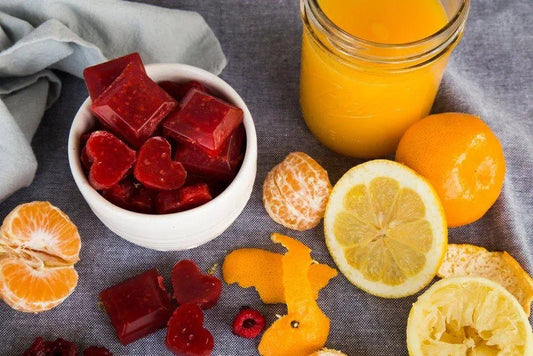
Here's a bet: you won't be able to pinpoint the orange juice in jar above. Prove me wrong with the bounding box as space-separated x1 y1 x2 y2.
300 0 470 158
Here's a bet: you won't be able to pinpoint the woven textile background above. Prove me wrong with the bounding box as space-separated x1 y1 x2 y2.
0 0 531 354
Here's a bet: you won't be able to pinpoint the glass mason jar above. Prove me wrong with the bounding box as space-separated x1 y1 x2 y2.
299 0 470 158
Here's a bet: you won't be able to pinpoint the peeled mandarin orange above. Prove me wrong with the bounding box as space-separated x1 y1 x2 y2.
263 152 332 231
1 201 81 265
0 258 78 313
407 277 533 355
223 248 337 304
258 233 330 356
396 113 506 227
324 160 447 298
0 201 81 313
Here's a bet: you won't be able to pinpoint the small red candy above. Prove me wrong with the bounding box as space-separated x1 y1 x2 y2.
99 268 174 345
171 260 222 310
85 131 136 190
134 137 187 191
163 88 244 156
155 184 212 214
91 62 177 147
23 337 78 356
159 80 207 102
165 303 214 356
102 179 156 214
232 307 266 339
175 124 245 182
83 346 113 356
83 53 145 100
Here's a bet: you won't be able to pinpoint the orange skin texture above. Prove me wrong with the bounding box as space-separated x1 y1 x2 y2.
396 113 506 227
258 234 330 356
223 248 337 304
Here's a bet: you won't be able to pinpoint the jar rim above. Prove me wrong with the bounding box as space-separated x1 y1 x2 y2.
301 0 471 66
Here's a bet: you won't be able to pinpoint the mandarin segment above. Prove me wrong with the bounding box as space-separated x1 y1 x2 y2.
0 202 81 264
263 152 332 231
223 248 337 304
258 234 330 356
0 258 78 312
0 201 81 313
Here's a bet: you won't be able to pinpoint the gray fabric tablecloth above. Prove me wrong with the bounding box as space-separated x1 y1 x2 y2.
0 0 532 355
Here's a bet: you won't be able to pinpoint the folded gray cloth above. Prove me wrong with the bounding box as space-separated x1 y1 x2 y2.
0 0 226 202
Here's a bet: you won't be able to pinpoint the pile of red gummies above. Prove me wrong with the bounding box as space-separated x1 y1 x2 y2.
99 261 222 355
80 53 245 214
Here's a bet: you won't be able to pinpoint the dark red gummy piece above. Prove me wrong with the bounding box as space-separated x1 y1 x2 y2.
155 183 212 214
159 81 207 102
232 307 266 339
80 145 92 171
163 88 244 156
171 260 221 310
84 131 136 190
99 268 174 345
175 124 245 182
165 303 214 356
91 61 177 148
22 337 78 356
134 137 187 191
102 179 156 214
83 346 113 356
83 53 145 100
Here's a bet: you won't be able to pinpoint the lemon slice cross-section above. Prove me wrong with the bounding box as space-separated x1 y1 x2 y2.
324 160 447 298
407 276 533 355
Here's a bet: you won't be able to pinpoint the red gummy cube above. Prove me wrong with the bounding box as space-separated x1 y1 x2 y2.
159 80 207 102
171 260 222 310
83 53 145 100
99 269 174 345
165 303 214 356
174 124 245 182
134 137 187 191
102 179 156 214
91 62 177 148
155 183 212 214
163 88 244 156
85 131 136 190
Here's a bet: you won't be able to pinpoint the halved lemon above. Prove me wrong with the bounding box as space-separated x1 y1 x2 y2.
407 276 533 355
324 160 447 298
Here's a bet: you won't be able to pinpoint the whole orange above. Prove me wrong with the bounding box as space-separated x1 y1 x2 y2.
395 113 506 227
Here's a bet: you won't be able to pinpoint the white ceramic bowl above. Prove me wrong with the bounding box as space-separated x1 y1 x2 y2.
68 63 257 251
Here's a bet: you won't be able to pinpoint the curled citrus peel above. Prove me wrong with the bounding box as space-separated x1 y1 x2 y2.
223 248 337 304
258 233 330 356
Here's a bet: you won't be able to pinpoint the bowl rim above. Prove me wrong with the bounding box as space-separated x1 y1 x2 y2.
68 63 257 221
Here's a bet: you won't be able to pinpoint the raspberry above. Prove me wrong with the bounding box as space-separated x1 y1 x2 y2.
84 346 113 355
232 307 266 339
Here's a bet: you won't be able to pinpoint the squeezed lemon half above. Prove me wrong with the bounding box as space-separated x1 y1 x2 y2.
407 276 533 355
324 160 447 298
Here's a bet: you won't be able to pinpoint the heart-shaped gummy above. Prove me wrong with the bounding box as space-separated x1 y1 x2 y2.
134 137 187 191
165 303 214 356
172 260 222 310
85 131 136 190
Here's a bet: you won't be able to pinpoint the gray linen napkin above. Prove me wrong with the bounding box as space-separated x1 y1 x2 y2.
0 0 226 202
